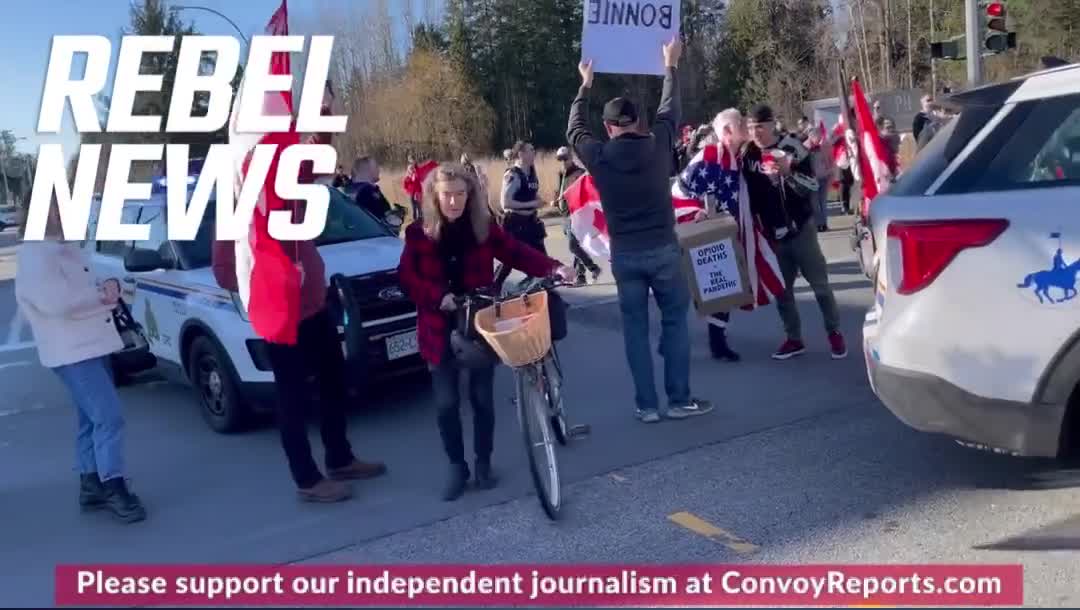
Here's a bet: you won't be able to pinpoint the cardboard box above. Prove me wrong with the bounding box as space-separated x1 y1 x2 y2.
676 216 753 315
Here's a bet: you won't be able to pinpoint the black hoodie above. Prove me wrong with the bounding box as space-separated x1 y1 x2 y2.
566 67 680 254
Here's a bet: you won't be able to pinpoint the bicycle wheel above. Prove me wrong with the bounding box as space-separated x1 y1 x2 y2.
543 349 568 446
517 365 561 519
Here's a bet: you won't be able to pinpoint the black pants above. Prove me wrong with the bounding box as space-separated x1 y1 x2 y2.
564 217 600 278
494 212 547 293
429 349 496 466
265 309 355 489
840 168 854 214
410 197 422 222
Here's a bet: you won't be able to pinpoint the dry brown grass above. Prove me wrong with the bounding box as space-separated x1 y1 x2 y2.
378 151 566 223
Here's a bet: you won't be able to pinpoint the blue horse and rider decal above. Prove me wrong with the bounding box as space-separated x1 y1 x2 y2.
1018 233 1080 304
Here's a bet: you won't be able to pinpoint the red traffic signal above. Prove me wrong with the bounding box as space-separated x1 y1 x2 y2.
985 1 1007 32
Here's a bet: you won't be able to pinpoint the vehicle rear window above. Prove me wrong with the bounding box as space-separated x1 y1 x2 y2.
942 93 1080 193
175 188 393 269
886 117 957 197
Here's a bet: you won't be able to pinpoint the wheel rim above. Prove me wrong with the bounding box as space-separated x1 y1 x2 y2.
527 375 560 508
196 354 226 417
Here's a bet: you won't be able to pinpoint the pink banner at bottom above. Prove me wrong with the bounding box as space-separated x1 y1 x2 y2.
55 564 1024 607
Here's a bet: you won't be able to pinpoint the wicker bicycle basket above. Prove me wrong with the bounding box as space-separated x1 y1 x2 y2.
473 290 551 367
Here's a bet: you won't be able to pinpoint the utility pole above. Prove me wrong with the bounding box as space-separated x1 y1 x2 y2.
965 0 983 87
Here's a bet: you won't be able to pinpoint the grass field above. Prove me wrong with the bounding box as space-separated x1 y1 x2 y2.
378 151 566 223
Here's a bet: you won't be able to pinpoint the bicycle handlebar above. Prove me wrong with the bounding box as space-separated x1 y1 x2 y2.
451 274 580 308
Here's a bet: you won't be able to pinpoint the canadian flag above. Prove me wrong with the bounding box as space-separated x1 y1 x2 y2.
563 173 612 260
850 78 894 217
563 174 708 261
831 114 852 171
229 0 304 345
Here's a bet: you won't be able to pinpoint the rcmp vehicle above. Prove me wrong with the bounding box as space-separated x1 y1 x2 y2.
863 62 1080 459
83 171 422 433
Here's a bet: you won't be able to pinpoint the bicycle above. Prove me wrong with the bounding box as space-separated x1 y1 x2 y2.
461 275 589 520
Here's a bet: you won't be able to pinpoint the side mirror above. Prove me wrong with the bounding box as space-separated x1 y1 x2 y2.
124 248 169 273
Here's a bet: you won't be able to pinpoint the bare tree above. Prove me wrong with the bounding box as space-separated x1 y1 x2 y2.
856 0 875 91
907 0 914 88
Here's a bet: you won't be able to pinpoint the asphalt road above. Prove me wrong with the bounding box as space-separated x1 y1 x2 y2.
2 207 1079 607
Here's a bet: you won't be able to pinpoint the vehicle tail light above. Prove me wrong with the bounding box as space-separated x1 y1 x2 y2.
886 219 1008 295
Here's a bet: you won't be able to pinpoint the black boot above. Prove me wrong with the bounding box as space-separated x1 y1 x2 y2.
102 478 147 523
79 473 107 512
442 463 470 502
474 460 498 490
709 325 741 362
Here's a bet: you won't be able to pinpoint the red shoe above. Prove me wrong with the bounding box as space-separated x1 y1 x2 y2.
771 339 806 360
828 331 848 359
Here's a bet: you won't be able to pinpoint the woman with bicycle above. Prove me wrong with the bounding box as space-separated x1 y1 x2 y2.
398 163 575 501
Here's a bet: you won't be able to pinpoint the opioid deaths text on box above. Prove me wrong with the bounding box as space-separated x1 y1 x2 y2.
55 564 1024 606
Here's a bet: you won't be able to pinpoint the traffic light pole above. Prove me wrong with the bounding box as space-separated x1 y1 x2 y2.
965 0 983 86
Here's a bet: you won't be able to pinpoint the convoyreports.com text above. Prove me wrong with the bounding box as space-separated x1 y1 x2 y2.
721 570 1004 599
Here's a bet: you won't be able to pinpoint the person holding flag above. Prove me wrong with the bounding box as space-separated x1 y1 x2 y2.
212 0 386 504
671 108 786 362
566 37 712 424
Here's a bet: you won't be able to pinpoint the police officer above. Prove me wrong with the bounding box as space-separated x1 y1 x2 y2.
493 140 547 293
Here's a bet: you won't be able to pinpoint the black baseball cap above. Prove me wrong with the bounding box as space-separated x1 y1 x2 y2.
603 97 638 127
747 103 775 124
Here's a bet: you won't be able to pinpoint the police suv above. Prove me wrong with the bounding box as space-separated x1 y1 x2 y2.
862 62 1080 459
83 173 422 433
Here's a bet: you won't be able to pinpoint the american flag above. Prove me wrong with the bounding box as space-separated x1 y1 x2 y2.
672 144 785 309
229 0 304 345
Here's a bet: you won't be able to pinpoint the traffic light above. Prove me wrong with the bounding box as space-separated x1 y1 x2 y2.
930 35 966 60
981 1 1017 53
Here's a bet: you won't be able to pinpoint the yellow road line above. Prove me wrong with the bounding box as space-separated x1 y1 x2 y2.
667 511 760 555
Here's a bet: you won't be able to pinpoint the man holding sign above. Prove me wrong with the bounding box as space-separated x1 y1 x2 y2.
566 37 712 424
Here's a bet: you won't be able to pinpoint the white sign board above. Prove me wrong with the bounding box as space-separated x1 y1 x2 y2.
581 0 681 76
689 238 744 301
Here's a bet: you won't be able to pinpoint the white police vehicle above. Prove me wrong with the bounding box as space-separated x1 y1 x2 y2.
863 62 1080 459
83 169 422 433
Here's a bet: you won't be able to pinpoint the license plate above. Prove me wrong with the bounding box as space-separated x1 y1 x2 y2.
385 330 419 360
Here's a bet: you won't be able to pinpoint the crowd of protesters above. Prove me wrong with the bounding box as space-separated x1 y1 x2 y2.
17 35 955 524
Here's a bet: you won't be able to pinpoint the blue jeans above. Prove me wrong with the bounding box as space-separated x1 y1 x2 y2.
611 242 692 412
52 356 126 482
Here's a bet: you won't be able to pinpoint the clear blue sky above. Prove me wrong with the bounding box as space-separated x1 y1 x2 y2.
0 0 425 161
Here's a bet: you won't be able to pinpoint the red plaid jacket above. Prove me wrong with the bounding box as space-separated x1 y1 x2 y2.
398 221 560 365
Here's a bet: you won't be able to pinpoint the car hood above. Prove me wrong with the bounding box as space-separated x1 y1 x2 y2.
184 237 404 295
317 237 404 277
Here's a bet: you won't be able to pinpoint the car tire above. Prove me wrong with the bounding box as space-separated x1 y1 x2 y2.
187 334 250 434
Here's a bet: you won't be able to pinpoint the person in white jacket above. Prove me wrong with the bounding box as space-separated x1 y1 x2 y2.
14 203 146 523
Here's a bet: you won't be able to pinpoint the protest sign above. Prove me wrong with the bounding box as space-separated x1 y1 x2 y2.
676 216 753 315
581 0 681 75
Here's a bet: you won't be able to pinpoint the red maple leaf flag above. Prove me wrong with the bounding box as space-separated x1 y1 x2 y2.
229 0 304 345
563 173 611 259
850 78 894 217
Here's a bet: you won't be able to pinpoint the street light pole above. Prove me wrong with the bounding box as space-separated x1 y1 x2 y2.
171 5 249 45
965 0 983 87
